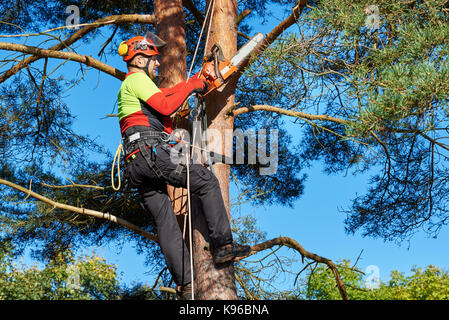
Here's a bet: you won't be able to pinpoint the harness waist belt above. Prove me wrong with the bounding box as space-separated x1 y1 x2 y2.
124 130 170 146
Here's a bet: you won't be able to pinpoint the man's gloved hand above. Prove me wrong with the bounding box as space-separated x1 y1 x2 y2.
188 78 209 95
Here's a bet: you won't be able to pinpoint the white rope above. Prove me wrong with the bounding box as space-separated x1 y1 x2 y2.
183 0 216 300
185 151 195 300
187 0 216 81
201 0 216 69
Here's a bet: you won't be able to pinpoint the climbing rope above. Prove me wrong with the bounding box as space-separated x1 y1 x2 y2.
182 0 216 299
111 141 124 191
184 150 195 300
187 0 216 81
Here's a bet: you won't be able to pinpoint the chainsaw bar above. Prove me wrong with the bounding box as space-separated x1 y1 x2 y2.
199 32 265 96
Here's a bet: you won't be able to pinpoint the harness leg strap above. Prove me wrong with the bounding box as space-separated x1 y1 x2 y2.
137 140 165 180
137 139 186 187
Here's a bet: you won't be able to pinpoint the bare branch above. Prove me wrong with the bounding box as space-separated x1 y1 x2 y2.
98 25 119 57
0 14 155 83
182 0 204 26
229 104 349 126
236 236 349 300
231 105 449 157
0 178 157 243
418 131 449 152
159 286 177 295
235 272 256 299
0 41 126 80
236 9 251 26
40 181 105 190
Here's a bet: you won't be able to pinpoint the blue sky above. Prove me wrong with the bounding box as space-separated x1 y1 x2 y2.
5 3 449 293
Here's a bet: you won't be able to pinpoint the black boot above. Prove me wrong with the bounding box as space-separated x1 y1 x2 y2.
176 283 193 300
213 243 251 265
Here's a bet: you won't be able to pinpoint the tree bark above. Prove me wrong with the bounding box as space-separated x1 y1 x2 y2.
154 0 189 219
154 0 187 87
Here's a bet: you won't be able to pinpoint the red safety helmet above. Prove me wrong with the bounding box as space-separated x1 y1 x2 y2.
118 31 166 61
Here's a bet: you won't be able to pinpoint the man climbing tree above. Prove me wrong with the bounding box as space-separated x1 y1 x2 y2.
116 31 250 299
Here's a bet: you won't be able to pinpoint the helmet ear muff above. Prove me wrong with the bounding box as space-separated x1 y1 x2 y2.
118 41 129 57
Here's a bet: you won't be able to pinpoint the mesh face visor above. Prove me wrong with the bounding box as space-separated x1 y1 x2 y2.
144 31 167 48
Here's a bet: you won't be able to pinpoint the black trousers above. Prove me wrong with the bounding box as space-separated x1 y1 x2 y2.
125 141 233 286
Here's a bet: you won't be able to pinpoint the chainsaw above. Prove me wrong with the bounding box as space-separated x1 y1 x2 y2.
199 32 265 96
178 32 264 118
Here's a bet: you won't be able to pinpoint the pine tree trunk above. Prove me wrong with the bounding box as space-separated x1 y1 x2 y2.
154 0 238 300
154 0 189 215
154 0 187 87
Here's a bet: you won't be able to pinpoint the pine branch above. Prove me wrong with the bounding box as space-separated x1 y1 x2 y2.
230 105 449 153
228 104 349 125
0 178 158 243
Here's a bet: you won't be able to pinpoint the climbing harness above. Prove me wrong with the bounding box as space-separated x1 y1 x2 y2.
123 130 185 187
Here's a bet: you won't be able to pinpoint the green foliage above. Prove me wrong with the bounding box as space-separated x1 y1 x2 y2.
230 127 306 207
303 0 449 135
300 260 449 300
120 282 167 300
0 244 120 300
232 214 267 246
